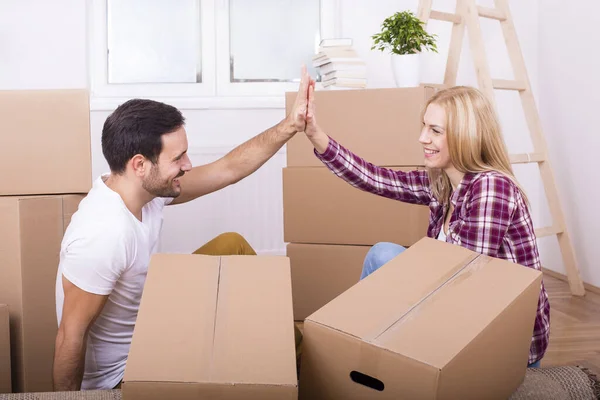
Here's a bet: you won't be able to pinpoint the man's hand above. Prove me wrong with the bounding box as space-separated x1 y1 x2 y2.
304 77 330 154
53 277 108 391
285 65 312 133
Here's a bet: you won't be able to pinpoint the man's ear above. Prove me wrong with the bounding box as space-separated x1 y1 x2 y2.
130 154 148 177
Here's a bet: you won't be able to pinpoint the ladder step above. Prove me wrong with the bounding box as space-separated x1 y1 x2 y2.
509 152 546 164
493 79 527 91
477 6 506 21
536 226 563 238
422 82 448 90
430 10 462 24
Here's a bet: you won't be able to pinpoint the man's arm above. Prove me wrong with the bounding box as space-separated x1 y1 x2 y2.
170 120 295 205
53 276 108 391
169 66 311 205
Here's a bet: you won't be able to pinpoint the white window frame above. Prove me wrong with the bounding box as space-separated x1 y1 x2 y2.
88 0 340 110
215 0 339 97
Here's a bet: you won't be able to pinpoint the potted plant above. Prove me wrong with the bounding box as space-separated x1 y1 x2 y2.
371 10 438 87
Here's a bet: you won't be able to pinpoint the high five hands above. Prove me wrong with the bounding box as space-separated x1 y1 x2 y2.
286 65 329 153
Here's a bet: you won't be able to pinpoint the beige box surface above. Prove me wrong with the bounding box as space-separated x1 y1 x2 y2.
285 86 435 167
0 304 11 394
300 238 542 400
0 195 85 393
122 254 298 400
0 89 92 195
287 243 368 321
283 167 430 246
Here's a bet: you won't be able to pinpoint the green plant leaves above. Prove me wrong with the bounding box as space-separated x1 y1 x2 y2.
371 10 438 55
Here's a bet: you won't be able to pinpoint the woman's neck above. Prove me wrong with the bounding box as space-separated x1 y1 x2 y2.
444 166 465 190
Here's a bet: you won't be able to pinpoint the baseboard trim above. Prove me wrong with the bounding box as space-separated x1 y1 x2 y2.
257 249 286 256
542 268 600 295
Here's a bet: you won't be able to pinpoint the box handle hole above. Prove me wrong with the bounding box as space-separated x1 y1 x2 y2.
350 371 385 391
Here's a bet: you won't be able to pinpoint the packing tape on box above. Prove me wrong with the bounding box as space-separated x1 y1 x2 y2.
364 253 487 344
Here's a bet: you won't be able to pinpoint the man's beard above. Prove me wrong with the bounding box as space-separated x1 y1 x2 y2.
142 167 184 198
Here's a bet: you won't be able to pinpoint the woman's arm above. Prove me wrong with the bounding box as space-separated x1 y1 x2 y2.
304 82 432 206
312 134 432 205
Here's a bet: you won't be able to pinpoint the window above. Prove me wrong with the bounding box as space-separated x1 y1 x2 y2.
107 0 202 84
89 0 340 110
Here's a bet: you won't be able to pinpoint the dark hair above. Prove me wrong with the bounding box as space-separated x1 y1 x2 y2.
101 99 185 174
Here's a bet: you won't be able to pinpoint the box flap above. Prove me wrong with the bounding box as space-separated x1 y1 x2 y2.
307 238 477 340
376 254 542 368
124 254 220 383
211 256 297 386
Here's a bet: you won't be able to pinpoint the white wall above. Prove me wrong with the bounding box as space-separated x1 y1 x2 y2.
0 0 87 89
6 1 577 277
538 0 600 286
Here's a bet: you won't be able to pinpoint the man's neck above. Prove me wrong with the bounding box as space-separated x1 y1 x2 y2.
103 174 153 221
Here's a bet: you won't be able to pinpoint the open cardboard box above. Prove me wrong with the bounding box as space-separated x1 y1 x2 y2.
122 254 298 400
299 238 542 399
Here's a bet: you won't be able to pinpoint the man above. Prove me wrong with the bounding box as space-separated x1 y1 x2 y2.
52 67 311 391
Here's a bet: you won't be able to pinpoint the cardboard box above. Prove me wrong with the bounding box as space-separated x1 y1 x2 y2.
0 195 85 393
283 167 430 246
122 254 298 400
0 89 92 195
285 86 435 167
287 243 369 321
299 238 542 400
0 305 11 394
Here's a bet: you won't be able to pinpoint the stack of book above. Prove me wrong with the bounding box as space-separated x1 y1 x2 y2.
312 38 367 89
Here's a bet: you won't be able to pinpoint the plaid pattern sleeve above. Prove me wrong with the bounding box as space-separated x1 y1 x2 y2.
314 136 432 206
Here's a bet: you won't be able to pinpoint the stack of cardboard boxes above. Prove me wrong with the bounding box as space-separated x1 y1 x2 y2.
0 90 92 393
279 86 545 399
283 86 435 320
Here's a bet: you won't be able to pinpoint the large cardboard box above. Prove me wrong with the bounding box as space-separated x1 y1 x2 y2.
283 167 430 246
299 238 542 400
0 195 85 393
123 254 298 400
0 89 92 195
0 304 10 394
287 243 369 321
285 86 435 167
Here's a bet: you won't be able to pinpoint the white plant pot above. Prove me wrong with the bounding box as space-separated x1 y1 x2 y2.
391 53 420 87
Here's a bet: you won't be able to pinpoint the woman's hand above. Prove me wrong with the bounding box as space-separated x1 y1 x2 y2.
304 79 330 154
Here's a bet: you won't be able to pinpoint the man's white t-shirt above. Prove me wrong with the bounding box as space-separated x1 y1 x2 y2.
55 175 172 390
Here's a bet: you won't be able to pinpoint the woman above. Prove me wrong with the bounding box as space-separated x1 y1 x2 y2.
303 82 549 368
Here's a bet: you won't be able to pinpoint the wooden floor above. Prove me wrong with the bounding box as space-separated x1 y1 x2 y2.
542 274 600 373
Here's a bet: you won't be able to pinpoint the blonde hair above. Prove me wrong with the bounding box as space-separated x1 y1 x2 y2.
424 86 529 206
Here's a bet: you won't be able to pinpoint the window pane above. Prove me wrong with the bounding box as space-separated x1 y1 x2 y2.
229 0 320 82
107 0 201 84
